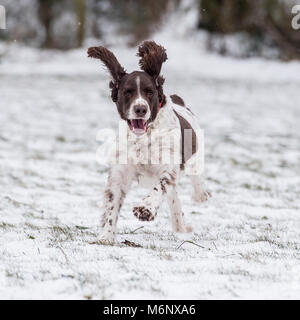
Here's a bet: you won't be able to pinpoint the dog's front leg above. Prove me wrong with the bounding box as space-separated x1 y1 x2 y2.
133 167 177 222
98 165 133 244
133 168 191 232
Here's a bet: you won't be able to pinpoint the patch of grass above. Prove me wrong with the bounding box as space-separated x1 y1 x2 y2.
242 183 251 189
264 171 277 178
5 269 24 281
207 177 221 185
230 159 262 172
24 222 43 230
0 222 15 229
25 211 45 220
239 252 263 264
254 235 285 249
219 267 251 277
150 286 164 295
149 243 157 250
56 135 66 142
50 225 75 242
264 224 272 232
286 241 300 251
158 252 172 260
75 225 89 230
241 183 271 191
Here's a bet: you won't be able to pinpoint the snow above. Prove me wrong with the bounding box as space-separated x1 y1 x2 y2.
1 14 300 299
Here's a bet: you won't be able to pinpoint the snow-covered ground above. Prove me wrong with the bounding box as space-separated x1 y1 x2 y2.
1 20 300 299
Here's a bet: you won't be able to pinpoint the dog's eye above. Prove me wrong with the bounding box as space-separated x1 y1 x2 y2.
145 89 153 97
124 90 133 97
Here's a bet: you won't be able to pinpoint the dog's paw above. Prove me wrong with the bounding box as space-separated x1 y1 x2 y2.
95 232 115 245
133 205 156 221
192 191 211 203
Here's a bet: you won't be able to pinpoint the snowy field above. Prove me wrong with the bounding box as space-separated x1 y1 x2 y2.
1 27 300 299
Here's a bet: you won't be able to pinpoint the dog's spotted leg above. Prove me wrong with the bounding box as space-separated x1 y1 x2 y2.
133 168 177 222
190 174 211 203
167 188 192 233
97 166 133 244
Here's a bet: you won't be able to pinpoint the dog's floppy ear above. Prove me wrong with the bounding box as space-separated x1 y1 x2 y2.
88 46 126 102
88 46 126 82
137 41 167 80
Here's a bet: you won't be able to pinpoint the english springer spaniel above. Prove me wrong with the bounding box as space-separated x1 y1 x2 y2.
88 41 210 244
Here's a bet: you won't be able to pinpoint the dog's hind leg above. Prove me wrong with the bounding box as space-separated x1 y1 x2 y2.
97 165 134 244
190 174 211 203
167 187 192 233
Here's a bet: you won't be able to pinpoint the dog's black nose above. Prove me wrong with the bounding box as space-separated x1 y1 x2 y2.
134 105 147 117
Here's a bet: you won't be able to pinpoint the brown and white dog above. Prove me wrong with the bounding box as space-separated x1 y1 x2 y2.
88 41 210 244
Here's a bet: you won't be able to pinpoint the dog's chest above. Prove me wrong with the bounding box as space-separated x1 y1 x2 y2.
126 105 179 187
127 138 166 188
135 165 158 188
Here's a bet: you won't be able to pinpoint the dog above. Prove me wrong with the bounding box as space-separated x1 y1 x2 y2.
88 41 210 244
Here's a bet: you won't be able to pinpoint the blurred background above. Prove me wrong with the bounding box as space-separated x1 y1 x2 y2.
0 0 299 59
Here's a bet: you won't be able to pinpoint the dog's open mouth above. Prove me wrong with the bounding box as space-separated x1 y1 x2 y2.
127 119 147 135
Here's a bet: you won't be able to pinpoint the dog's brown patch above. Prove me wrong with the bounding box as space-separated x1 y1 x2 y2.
170 94 185 107
173 110 197 169
133 206 155 221
105 189 114 202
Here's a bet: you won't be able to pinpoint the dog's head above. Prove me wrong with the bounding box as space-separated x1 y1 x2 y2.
88 41 167 135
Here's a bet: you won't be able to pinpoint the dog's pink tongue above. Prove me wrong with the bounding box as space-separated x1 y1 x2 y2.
137 119 145 129
132 119 146 134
